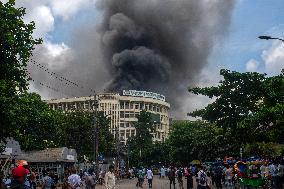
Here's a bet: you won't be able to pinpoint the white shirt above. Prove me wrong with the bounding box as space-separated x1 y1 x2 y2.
147 170 153 179
68 174 81 189
105 171 115 189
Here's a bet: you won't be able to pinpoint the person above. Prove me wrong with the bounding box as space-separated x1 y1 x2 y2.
68 168 81 189
98 169 104 185
185 168 193 189
225 165 233 188
214 165 223 189
42 170 54 189
160 167 166 179
10 166 29 189
260 163 267 178
0 170 7 189
146 168 153 188
168 167 176 189
269 162 279 189
136 168 145 188
176 168 184 189
17 160 32 189
277 162 284 189
29 172 36 189
105 165 115 189
85 169 96 189
197 166 208 189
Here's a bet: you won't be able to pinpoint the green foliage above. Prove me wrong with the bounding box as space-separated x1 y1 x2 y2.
244 142 284 157
0 0 42 142
96 112 115 157
12 93 62 151
167 120 227 164
188 69 284 156
51 111 114 161
128 111 155 166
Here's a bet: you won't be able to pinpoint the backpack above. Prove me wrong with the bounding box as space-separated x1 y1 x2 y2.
199 171 206 185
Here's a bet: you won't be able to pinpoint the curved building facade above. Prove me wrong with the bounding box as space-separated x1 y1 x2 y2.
47 91 170 145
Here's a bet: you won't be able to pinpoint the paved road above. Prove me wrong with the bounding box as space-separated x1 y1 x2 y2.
95 175 200 189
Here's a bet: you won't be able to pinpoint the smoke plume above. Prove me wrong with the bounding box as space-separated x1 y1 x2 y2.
97 0 234 112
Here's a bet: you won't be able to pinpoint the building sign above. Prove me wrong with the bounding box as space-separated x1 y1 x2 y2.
66 155 75 161
122 90 166 101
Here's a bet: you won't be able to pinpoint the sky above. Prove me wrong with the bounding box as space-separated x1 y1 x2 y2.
2 0 284 119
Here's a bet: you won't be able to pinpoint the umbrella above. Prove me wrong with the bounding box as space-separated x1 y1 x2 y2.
191 160 201 165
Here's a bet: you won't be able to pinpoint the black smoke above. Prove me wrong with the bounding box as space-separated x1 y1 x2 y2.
97 0 235 111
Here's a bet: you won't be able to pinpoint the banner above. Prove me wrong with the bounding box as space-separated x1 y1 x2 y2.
122 90 166 101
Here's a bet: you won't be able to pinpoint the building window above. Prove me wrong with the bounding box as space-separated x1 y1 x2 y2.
125 102 129 109
135 104 139 109
130 102 133 109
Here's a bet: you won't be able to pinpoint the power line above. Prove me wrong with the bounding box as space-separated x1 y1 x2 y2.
30 79 73 97
30 59 95 93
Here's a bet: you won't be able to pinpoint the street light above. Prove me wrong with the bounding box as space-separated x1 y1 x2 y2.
258 35 284 42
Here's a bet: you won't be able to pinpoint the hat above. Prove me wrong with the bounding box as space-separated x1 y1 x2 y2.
12 166 27 178
17 160 28 166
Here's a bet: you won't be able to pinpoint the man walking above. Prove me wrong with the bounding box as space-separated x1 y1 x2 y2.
105 165 116 189
176 168 184 189
168 167 176 189
147 168 154 188
197 166 208 189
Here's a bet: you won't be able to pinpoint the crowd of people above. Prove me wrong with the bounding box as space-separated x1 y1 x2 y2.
146 158 284 189
0 160 116 189
2 158 284 189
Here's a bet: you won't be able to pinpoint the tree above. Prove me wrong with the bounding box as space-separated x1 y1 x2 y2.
56 111 114 161
167 120 226 164
128 111 155 166
0 0 42 142
12 93 62 151
188 69 284 155
96 112 115 157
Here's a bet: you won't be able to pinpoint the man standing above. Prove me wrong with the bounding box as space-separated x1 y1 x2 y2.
105 165 116 189
197 166 208 189
147 168 154 188
10 166 29 189
68 168 82 189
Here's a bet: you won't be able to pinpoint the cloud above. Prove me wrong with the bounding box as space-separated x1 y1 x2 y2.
24 5 54 39
246 59 259 72
262 41 284 74
50 0 95 20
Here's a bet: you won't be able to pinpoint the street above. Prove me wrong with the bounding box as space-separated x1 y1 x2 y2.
95 175 202 189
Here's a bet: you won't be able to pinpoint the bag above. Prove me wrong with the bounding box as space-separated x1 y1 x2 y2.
199 171 206 185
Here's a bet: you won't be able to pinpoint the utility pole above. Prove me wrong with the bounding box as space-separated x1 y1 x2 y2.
92 94 99 178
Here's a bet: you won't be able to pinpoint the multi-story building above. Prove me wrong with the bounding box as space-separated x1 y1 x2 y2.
47 90 170 145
